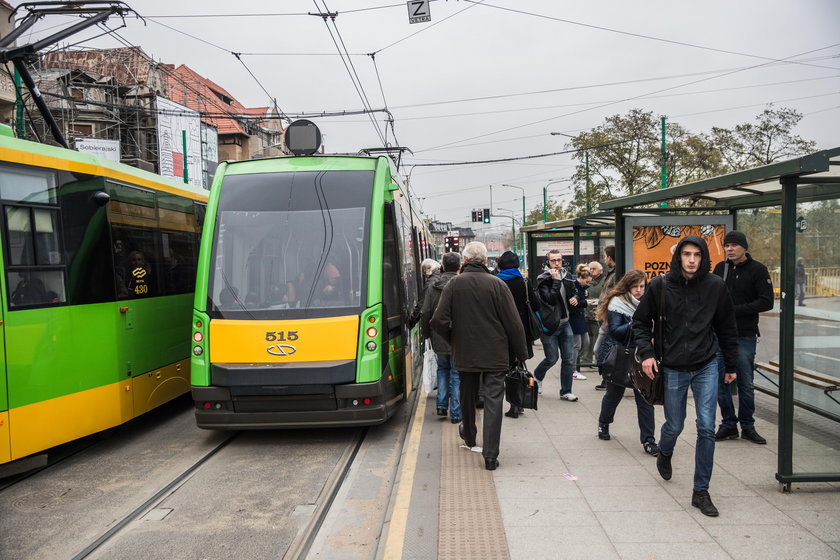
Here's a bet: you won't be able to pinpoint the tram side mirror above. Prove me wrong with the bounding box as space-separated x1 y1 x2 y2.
92 191 110 206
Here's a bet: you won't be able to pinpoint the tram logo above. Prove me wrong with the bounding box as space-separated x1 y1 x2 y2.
267 344 297 356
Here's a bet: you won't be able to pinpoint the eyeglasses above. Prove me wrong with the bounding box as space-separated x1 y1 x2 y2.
548 258 563 263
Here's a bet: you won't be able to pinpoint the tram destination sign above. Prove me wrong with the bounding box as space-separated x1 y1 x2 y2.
407 0 431 24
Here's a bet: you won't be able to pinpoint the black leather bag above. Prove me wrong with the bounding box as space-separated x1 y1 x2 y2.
630 276 666 405
601 340 633 388
505 362 539 410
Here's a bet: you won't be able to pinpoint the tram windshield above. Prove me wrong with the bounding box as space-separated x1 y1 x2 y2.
208 170 373 319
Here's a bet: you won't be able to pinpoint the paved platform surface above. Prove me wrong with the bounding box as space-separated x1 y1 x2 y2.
378 357 840 560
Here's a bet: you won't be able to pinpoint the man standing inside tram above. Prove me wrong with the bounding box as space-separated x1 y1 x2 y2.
713 231 774 445
431 242 528 471
633 236 738 517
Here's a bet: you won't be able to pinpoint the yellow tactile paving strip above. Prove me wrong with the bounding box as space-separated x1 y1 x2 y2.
438 416 510 560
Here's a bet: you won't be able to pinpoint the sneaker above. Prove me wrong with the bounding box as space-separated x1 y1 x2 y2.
573 372 587 380
643 441 660 456
741 427 767 445
598 423 610 440
436 408 447 416
656 452 672 480
560 393 578 402
691 489 719 517
594 383 606 391
715 425 739 441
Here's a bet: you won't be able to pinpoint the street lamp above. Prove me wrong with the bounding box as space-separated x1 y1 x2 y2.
495 208 520 255
543 178 570 222
499 184 526 259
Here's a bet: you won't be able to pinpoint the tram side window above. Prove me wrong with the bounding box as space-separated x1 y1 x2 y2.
382 204 402 330
160 230 198 294
112 228 159 299
4 205 66 307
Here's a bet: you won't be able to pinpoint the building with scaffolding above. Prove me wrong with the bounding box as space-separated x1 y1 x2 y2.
22 46 285 189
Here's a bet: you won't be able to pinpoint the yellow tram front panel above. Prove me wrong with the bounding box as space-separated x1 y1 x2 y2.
209 316 360 363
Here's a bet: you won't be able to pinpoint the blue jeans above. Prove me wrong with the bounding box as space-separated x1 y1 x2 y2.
436 353 461 420
534 321 575 395
717 336 757 430
660 358 718 492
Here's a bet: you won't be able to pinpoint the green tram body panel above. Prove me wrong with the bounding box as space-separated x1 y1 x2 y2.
191 155 428 428
0 131 207 465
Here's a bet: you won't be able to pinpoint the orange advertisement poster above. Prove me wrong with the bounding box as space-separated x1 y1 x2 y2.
632 224 726 280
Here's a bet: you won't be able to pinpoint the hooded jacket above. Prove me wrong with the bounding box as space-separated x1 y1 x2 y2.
632 236 738 372
712 253 774 337
420 270 458 353
430 261 528 372
535 268 577 333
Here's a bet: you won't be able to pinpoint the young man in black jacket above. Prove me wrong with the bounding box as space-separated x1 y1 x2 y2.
713 231 774 444
633 236 738 517
533 249 580 401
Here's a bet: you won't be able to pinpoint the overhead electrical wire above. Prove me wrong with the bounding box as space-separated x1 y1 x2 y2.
371 0 485 55
417 41 840 153
465 0 840 72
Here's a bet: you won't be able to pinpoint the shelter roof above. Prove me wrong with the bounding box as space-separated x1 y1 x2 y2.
599 147 840 211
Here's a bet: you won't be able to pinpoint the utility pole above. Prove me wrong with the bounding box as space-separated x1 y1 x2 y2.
585 151 591 213
660 116 667 208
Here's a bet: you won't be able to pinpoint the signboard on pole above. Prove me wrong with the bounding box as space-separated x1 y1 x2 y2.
407 0 431 24
74 138 121 162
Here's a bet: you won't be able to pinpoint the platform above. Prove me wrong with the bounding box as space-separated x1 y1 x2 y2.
377 357 840 560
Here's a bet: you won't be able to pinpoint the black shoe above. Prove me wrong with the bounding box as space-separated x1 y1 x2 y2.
594 383 606 391
484 457 499 470
657 452 672 480
598 423 610 440
691 489 719 517
476 398 485 409
505 408 519 418
436 408 447 416
450 417 461 424
643 441 660 456
715 425 739 441
741 427 767 444
458 423 475 448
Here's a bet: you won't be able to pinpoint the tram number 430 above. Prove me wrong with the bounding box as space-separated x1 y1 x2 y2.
265 331 299 342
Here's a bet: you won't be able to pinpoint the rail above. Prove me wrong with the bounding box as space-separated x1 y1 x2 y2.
754 361 840 418
769 266 840 298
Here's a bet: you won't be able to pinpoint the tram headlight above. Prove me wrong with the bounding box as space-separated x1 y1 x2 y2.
193 332 203 343
366 327 377 338
193 346 203 356
366 341 377 351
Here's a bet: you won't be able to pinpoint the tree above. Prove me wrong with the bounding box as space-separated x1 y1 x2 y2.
525 199 569 226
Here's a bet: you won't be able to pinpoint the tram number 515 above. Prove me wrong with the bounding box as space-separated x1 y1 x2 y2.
265 331 299 342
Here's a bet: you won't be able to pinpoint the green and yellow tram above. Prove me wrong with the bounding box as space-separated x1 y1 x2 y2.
0 126 207 469
191 132 432 428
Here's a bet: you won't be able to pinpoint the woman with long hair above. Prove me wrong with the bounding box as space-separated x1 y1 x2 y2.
596 269 659 456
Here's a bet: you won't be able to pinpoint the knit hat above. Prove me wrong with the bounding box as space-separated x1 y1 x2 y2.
723 230 748 250
497 251 520 270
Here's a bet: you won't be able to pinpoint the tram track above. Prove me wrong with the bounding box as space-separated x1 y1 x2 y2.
70 431 241 560
282 427 368 560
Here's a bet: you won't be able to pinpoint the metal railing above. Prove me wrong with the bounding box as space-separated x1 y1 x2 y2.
768 267 840 298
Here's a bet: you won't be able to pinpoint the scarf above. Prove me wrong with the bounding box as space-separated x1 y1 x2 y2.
497 268 523 281
607 293 640 318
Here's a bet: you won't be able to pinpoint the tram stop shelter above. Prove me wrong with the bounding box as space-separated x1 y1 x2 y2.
598 146 840 491
521 211 615 283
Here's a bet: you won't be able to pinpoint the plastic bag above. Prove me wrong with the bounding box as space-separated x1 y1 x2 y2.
422 346 437 394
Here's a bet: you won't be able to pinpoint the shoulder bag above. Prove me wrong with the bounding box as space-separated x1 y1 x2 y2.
505 361 539 410
524 283 542 342
631 276 666 405
601 324 634 388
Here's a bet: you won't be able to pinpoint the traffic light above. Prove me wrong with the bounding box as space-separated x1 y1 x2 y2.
483 208 491 223
471 210 478 222
444 236 460 253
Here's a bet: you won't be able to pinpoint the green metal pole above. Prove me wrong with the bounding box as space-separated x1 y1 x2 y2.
585 151 591 212
521 194 526 263
543 187 547 222
182 130 189 184
14 69 25 139
659 116 667 208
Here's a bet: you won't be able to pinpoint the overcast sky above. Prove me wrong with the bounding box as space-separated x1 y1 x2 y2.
22 0 840 232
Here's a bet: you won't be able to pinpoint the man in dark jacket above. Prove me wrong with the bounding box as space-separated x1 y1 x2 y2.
533 249 580 401
431 242 528 471
633 235 738 517
713 231 774 444
421 252 462 423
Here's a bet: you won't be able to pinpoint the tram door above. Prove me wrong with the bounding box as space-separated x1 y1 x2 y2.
382 203 406 397
0 251 10 464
